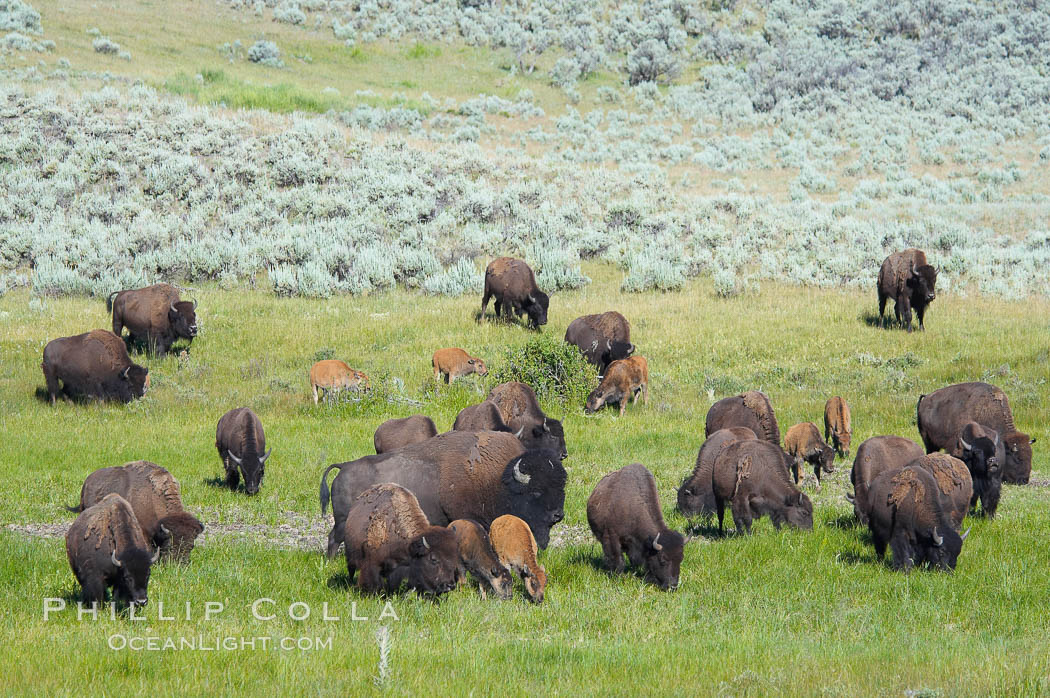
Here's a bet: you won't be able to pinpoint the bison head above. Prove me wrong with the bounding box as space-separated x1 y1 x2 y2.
677 478 703 518
405 529 459 596
500 449 567 549
959 431 1002 517
468 357 488 376
111 546 159 607
818 444 835 474
923 525 966 571
644 530 685 591
585 387 615 415
517 418 568 460
524 291 549 328
522 564 547 604
119 364 150 400
228 447 272 495
1002 432 1034 484
169 300 198 340
833 429 852 458
907 263 938 306
156 512 205 562
778 491 813 531
600 340 635 373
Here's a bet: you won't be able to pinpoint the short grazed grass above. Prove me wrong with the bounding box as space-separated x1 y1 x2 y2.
1 262 1048 694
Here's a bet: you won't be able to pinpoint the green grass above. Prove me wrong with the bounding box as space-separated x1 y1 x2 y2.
1 262 1048 694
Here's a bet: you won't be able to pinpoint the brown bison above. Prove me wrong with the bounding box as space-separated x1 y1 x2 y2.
310 360 369 404
480 257 549 329
784 422 835 488
216 407 271 495
342 484 459 596
68 461 204 562
877 248 937 331
488 381 568 459
488 514 547 603
452 401 513 433
432 348 488 384
824 396 852 457
917 381 1034 484
42 329 150 405
712 439 812 535
66 493 159 606
678 427 758 518
867 466 968 572
910 453 973 529
848 435 926 525
956 422 1003 517
320 431 566 555
447 519 514 600
374 415 438 454
587 463 685 590
584 356 649 416
564 312 634 375
705 390 780 444
108 283 197 356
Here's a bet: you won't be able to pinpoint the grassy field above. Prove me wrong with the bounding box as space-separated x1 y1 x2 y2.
2 262 1049 695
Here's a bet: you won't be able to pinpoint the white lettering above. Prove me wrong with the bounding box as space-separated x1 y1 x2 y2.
251 598 276 621
351 602 368 621
108 634 126 650
157 602 174 621
43 598 65 621
379 602 399 621
204 601 224 621
288 602 310 621
322 602 339 622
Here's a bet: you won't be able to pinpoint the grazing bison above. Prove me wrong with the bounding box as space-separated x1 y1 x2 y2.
320 430 566 556
215 407 271 495
588 463 685 590
447 519 514 600
712 439 812 535
310 360 369 404
480 257 549 329
452 401 513 434
584 356 649 416
956 422 1003 518
824 396 852 457
488 515 547 603
374 415 438 454
41 330 150 405
867 466 968 572
705 390 780 444
108 283 197 356
432 348 488 384
678 427 758 518
488 381 568 459
564 312 634 375
848 435 926 525
784 422 835 488
66 493 159 606
68 461 204 562
910 453 973 529
342 484 459 596
917 382 1034 484
877 248 937 331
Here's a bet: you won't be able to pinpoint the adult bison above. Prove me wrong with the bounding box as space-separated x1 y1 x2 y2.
488 382 568 459
480 257 549 329
216 407 271 495
911 453 972 529
705 390 780 444
109 283 197 356
41 329 150 405
877 248 937 332
711 439 812 535
374 415 438 454
956 422 1003 517
564 312 634 375
916 382 1034 484
848 435 926 525
678 427 758 518
320 431 566 556
452 401 513 434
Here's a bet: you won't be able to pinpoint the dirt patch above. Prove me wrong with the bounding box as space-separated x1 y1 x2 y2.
1026 479 1050 488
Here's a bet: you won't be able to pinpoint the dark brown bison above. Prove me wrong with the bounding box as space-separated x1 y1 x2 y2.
108 283 197 356
877 248 937 331
68 461 204 562
712 439 812 535
488 381 568 459
848 435 926 525
452 401 513 433
824 396 852 457
910 453 973 529
705 390 780 444
587 463 685 590
678 427 758 518
480 257 549 329
584 356 649 416
342 484 459 596
956 422 1003 518
374 415 438 454
66 493 159 605
564 312 634 375
784 422 835 488
917 382 1034 484
447 519 514 600
216 407 271 495
320 431 566 556
867 466 968 572
41 329 150 405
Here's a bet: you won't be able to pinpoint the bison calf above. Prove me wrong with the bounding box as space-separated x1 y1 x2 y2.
374 415 438 454
588 463 685 590
712 440 812 535
584 356 649 416
784 422 835 489
432 348 488 384
480 257 549 329
877 248 937 332
823 396 852 457
448 519 514 600
216 407 271 495
488 514 547 603
310 359 369 404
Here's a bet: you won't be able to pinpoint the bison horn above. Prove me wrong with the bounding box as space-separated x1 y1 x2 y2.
652 533 662 551
513 459 531 484
992 432 999 446
170 302 178 313
959 436 972 452
192 298 198 311
261 448 272 463
228 452 243 465
845 491 855 503
421 536 429 550
111 550 122 568
160 524 171 537
960 526 971 541
150 548 160 564
931 528 943 547
547 459 555 469
121 366 131 380
543 418 550 433
605 339 612 350
797 493 805 506
514 425 525 439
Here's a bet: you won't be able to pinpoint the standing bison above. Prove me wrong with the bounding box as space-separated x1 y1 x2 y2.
310 360 369 404
705 390 780 444
877 248 937 331
564 312 634 375
678 427 758 518
432 348 488 384
216 407 272 495
108 283 197 356
584 356 649 416
916 382 1034 484
374 415 438 454
784 422 835 488
848 435 926 525
956 422 1003 517
480 257 549 329
824 396 852 458
488 382 568 459
42 330 150 405
712 439 812 535
911 453 973 529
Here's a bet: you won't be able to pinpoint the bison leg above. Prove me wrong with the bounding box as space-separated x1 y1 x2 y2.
357 563 383 594
41 362 60 405
731 497 753 535
915 303 927 331
112 311 123 338
870 527 886 560
326 521 343 559
715 495 726 535
889 534 915 571
223 457 240 490
877 292 887 327
898 296 913 332
79 575 107 606
600 535 625 573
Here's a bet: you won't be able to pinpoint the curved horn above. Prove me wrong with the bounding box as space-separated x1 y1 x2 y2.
150 548 160 564
959 436 972 451
421 536 429 550
931 528 943 547
160 524 171 537
543 418 550 433
228 452 243 465
513 459 531 484
170 302 177 313
911 262 917 276
111 550 122 568
514 425 525 439
652 533 662 551
192 298 198 311
261 448 273 463
960 527 971 541
845 491 855 503
121 366 131 380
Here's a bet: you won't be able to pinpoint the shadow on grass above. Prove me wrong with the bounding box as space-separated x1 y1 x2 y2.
326 572 354 591
836 549 881 566
824 512 860 530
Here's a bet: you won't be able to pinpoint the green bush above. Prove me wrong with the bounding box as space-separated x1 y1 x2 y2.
491 333 597 405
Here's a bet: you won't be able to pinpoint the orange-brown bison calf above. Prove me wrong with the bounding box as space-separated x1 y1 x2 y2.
584 356 648 416
432 348 488 384
310 359 369 404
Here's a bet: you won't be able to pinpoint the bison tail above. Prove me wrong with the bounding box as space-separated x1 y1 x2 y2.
319 462 344 516
106 290 120 313
65 504 82 513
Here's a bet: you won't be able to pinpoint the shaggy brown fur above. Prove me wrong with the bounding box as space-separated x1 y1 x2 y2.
711 439 812 535
584 311 630 341
452 401 512 433
584 356 649 416
109 283 197 356
877 248 938 331
488 514 547 603
784 422 835 487
373 415 438 454
432 348 488 384
911 453 972 529
447 519 514 600
705 390 781 444
41 330 150 404
823 396 852 457
310 359 369 404
480 257 549 328
678 427 758 518
848 435 926 525
487 381 567 458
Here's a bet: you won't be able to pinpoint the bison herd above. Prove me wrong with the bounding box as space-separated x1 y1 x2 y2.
51 251 1038 607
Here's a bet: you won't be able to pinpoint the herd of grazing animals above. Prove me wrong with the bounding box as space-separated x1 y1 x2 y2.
48 251 1038 606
